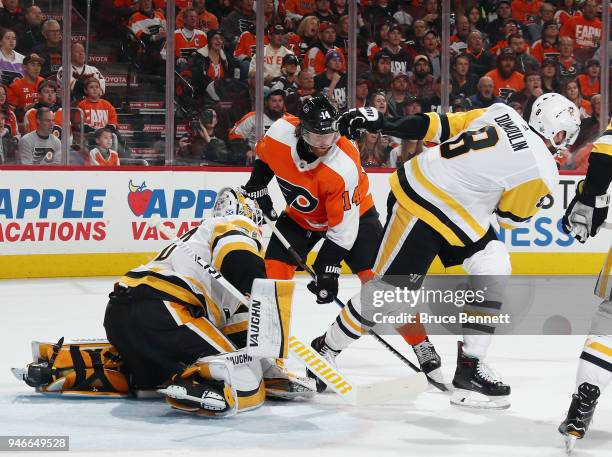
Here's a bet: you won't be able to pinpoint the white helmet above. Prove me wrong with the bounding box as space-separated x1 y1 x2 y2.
529 93 581 151
213 187 263 226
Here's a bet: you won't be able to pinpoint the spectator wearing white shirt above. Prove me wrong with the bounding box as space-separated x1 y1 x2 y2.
57 42 106 99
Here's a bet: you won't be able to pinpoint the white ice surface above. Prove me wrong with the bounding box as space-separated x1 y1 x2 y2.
1 276 611 457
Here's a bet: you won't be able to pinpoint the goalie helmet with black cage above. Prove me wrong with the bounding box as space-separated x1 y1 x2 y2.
213 187 263 226
528 93 581 152
298 95 340 150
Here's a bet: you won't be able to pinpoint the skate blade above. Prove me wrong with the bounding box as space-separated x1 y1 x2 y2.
10 368 26 381
563 433 578 455
450 388 510 410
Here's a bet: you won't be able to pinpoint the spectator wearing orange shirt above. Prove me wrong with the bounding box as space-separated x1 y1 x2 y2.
512 0 542 25
7 53 43 112
77 78 119 131
531 21 560 64
23 80 64 138
176 0 219 32
484 48 525 100
128 0 167 42
89 128 120 166
576 59 600 99
161 7 207 65
560 0 601 50
285 0 315 23
489 19 524 56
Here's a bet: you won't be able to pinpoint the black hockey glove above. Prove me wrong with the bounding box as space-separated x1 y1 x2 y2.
307 265 340 304
241 185 277 221
562 179 610 243
335 107 383 140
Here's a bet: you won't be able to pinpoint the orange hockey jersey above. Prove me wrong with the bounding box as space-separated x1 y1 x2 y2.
77 99 119 129
24 106 64 138
256 115 374 250
162 28 207 60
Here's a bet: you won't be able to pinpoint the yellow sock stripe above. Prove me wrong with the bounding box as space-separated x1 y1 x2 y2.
411 159 486 238
390 173 463 246
341 307 364 335
587 341 612 357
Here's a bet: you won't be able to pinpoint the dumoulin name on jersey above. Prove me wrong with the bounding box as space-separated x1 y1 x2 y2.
119 215 263 328
256 115 374 251
390 103 559 246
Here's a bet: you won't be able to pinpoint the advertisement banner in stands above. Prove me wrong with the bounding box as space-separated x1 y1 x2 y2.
0 169 608 277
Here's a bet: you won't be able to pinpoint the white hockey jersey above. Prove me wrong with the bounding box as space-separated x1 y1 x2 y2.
390 103 559 246
119 215 263 331
592 121 612 300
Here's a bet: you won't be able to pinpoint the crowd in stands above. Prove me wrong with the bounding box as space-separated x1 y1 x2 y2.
0 0 608 170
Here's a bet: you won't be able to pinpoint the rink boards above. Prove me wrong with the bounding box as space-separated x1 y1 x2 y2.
0 167 609 278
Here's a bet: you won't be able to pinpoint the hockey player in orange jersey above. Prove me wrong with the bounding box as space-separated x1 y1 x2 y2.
242 96 443 385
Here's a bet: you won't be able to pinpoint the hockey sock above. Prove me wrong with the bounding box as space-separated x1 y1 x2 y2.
575 334 612 394
397 321 428 346
325 296 372 351
265 259 297 280
462 333 493 359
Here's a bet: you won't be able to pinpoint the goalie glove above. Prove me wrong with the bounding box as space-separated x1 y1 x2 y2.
335 107 383 140
307 265 341 304
241 185 277 221
562 179 610 243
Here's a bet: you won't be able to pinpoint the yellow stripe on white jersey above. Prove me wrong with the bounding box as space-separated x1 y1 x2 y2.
495 178 552 229
591 122 612 157
373 199 418 273
424 109 487 143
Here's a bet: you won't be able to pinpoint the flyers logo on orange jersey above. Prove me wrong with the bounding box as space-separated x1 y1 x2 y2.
277 177 318 213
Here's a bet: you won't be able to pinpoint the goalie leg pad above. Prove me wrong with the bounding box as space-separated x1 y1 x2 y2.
13 338 129 398
160 359 239 418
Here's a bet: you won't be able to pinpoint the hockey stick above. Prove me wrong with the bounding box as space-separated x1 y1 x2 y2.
150 217 427 405
264 217 448 392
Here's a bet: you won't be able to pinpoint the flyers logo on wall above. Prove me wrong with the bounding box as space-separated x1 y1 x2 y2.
126 180 217 241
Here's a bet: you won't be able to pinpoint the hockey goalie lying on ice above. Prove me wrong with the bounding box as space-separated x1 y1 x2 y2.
12 188 317 417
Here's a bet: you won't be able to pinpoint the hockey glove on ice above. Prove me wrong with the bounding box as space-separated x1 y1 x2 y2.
307 265 340 304
562 179 610 243
335 107 383 140
242 185 277 221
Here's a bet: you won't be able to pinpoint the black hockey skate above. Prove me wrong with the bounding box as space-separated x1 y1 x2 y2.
451 341 510 409
413 338 446 388
307 335 341 393
559 382 600 455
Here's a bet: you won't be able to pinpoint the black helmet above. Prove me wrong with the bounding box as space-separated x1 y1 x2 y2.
299 96 338 135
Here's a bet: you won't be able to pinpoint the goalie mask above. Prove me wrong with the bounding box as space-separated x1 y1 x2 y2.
213 187 264 226
529 93 581 152
299 96 340 149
